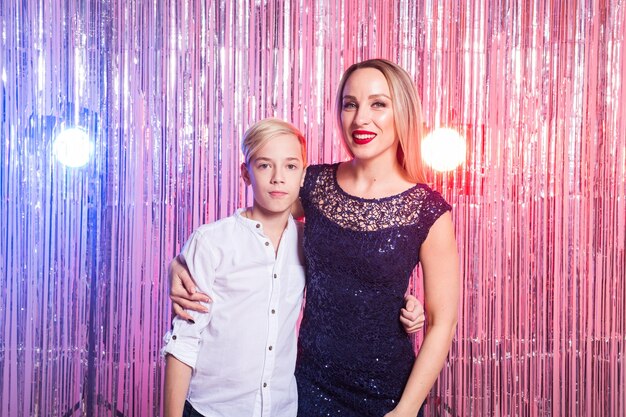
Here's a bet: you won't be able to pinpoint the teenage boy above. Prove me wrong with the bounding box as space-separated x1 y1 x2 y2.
163 118 307 417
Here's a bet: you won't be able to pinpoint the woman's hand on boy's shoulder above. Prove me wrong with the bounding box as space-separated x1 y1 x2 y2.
169 255 212 321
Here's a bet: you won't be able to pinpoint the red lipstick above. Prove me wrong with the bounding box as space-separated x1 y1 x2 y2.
352 130 376 145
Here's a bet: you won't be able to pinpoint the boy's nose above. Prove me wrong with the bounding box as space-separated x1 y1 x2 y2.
271 170 285 184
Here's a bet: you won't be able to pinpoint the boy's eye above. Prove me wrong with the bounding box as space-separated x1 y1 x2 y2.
257 163 270 169
287 164 299 170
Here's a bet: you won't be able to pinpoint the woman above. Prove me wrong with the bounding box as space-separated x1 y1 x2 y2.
293 59 458 416
170 59 458 416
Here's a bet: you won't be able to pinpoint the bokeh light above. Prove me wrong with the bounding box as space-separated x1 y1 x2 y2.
421 127 466 172
52 127 93 167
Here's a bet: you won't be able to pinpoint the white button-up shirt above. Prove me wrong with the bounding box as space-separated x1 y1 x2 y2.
162 209 306 417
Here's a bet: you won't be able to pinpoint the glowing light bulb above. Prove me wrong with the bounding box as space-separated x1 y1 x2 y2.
52 128 93 167
421 128 466 172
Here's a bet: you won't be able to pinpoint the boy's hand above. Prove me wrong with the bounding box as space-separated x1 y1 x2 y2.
400 294 425 334
169 255 212 321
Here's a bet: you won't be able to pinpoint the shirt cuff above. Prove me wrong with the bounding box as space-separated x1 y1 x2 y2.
161 330 201 369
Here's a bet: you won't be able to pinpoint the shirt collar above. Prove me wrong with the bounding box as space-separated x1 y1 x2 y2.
235 208 293 236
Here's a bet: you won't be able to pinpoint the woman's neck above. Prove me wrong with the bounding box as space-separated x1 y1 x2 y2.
346 152 408 184
338 156 414 199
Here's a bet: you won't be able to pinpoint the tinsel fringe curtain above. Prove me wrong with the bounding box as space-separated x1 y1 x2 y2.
1 1 624 416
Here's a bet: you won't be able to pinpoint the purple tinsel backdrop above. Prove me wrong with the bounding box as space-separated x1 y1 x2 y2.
0 1 624 416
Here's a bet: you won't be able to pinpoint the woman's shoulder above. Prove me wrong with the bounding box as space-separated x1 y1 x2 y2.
306 162 338 176
303 162 338 187
411 181 450 200
412 182 444 197
407 183 452 217
300 163 339 202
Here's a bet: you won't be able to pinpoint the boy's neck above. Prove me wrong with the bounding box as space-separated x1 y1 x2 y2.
243 206 290 250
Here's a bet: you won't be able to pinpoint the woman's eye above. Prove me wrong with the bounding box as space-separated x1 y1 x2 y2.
372 101 386 108
342 102 357 110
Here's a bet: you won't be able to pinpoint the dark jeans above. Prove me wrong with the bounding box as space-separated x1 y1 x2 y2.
182 400 205 417
182 398 421 417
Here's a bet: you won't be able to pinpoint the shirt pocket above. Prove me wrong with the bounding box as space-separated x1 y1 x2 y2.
284 264 306 304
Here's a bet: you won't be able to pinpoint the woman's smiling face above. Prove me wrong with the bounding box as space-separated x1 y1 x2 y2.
339 67 398 162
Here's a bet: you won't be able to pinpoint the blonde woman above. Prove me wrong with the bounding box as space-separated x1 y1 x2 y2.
293 59 459 417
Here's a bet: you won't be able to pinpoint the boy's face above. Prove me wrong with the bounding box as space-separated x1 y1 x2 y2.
241 133 305 217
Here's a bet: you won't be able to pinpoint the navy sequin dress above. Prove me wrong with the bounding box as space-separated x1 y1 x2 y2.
295 163 451 417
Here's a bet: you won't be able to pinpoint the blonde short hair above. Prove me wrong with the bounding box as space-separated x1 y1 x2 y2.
335 59 426 184
241 118 307 165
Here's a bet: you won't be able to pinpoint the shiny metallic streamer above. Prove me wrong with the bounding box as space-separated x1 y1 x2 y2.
0 1 624 416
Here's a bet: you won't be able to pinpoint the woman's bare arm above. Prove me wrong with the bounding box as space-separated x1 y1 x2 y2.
386 212 460 416
169 256 211 321
163 354 192 417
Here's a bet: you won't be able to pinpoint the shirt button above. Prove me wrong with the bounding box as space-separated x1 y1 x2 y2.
273 274 277 279
268 346 273 351
265 242 270 246
271 309 276 314
256 224 260 228
172 335 177 340
263 382 267 388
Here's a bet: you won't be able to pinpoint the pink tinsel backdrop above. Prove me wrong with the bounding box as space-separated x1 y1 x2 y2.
0 1 624 416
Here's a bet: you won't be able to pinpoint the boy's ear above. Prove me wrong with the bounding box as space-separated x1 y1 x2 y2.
241 162 251 185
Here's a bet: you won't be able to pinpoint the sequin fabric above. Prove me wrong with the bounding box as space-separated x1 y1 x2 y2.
295 163 451 417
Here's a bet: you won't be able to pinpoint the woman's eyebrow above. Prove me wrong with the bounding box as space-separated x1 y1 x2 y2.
342 94 391 100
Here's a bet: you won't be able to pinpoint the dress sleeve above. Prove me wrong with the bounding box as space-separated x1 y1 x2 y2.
420 189 452 239
161 228 215 369
427 189 452 221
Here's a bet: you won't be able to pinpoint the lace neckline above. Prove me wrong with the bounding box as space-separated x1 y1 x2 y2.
331 163 423 203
